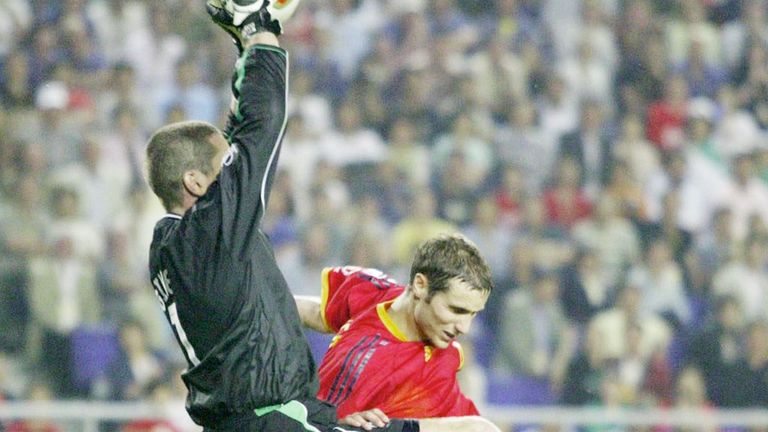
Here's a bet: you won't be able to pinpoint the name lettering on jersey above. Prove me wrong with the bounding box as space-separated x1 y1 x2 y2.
152 268 200 367
152 269 173 308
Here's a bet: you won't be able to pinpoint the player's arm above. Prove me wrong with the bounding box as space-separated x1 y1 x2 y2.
340 409 389 430
340 411 500 432
217 33 290 258
294 295 330 333
417 416 501 432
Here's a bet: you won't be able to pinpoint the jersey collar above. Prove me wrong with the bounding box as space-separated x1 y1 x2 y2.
376 300 411 342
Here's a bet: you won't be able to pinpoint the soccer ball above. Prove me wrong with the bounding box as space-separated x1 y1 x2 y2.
265 0 301 33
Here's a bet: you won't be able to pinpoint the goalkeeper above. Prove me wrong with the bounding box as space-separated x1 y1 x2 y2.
145 1 499 431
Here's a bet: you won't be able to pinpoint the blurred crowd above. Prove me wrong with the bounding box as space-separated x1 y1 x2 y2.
1 0 768 430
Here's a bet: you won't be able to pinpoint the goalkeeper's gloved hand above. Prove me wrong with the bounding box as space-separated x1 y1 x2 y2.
206 0 301 53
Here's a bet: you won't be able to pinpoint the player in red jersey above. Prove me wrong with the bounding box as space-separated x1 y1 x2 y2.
295 233 496 430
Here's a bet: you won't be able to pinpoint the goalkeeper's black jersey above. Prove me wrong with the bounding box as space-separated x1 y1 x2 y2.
148 46 317 428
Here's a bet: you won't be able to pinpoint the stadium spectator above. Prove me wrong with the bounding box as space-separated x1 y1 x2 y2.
50 135 132 230
616 321 672 406
692 207 737 293
284 222 341 298
687 295 746 407
572 194 640 287
646 75 689 151
537 74 579 145
560 322 610 406
433 151 481 227
464 195 512 279
627 238 691 328
493 269 574 389
494 100 557 193
589 284 672 362
0 175 44 354
723 153 768 242
0 50 35 109
156 56 220 125
392 189 456 267
644 154 694 232
665 1 722 67
469 34 528 117
735 320 768 407
673 366 711 410
516 195 574 271
542 157 593 229
322 97 388 189
559 247 612 325
46 184 104 262
712 237 768 322
0 352 26 401
493 163 526 229
558 99 613 198
105 320 165 401
713 85 761 159
559 38 612 105
431 112 493 190
27 229 101 398
603 160 649 222
386 116 432 188
366 160 412 225
612 113 662 185
486 239 538 341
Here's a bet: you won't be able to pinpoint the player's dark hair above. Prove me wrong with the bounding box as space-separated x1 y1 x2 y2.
409 233 493 299
146 121 220 210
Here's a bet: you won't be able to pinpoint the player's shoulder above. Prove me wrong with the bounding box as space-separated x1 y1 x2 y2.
151 214 182 245
325 266 402 289
155 213 183 227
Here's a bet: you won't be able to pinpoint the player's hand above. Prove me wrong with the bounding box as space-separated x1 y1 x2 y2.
206 0 245 53
340 408 389 430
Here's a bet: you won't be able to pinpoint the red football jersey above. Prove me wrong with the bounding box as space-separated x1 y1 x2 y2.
317 266 479 418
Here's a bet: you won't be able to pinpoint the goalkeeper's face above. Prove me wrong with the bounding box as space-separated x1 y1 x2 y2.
413 276 488 349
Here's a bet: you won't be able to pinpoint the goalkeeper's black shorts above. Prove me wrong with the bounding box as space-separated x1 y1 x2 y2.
202 398 419 432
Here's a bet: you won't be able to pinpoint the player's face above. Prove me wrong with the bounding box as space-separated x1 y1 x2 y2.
413 276 488 349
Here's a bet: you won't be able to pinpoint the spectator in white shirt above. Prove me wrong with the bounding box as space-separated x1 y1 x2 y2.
712 237 768 322
725 153 768 242
628 238 691 328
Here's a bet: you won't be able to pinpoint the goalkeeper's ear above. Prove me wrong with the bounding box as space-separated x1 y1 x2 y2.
181 168 212 199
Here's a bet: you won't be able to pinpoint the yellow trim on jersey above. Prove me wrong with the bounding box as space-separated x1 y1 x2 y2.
320 267 332 332
452 341 465 371
376 301 410 342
